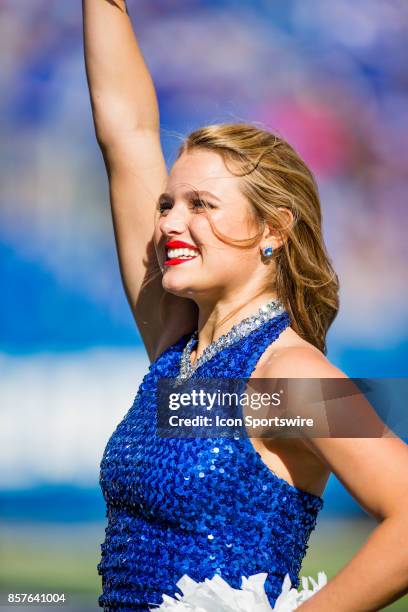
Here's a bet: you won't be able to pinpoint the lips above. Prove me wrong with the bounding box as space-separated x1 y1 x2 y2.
165 240 199 250
164 239 200 267
164 257 197 267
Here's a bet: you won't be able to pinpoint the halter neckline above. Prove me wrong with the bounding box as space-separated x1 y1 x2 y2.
176 298 286 384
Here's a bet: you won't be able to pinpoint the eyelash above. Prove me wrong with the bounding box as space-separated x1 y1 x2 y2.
157 199 215 214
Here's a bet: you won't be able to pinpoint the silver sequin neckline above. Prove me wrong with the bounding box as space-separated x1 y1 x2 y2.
176 298 286 383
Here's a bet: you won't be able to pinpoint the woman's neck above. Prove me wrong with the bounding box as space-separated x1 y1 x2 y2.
191 293 279 364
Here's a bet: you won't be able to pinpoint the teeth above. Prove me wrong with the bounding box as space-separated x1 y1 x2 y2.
167 248 198 259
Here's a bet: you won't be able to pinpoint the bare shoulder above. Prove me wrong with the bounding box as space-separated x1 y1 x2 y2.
255 325 346 379
248 326 345 489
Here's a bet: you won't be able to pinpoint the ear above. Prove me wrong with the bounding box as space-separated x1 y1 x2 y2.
261 207 294 250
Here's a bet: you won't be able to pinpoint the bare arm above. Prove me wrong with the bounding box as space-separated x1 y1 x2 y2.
83 0 158 137
82 0 197 361
268 348 408 611
299 438 408 611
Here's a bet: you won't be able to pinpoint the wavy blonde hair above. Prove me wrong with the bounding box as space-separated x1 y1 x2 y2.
174 123 339 354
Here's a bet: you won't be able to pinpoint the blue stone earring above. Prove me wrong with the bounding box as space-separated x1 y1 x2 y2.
262 245 273 257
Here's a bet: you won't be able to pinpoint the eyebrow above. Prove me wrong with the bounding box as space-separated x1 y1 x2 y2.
158 190 221 202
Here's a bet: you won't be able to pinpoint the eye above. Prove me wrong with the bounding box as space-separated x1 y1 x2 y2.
156 197 216 215
191 198 214 211
157 199 172 214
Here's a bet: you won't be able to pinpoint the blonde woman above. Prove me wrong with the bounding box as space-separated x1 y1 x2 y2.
82 1 408 610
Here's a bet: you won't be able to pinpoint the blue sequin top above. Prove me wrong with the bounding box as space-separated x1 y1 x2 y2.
97 311 324 611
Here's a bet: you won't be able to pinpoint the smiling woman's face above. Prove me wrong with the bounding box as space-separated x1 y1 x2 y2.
154 148 265 301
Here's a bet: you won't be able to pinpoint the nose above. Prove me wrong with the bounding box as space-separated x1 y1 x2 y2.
159 203 189 237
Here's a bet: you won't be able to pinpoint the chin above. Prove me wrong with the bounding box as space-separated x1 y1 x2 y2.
162 274 194 297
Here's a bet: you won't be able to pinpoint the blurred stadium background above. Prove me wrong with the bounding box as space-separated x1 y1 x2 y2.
0 0 407 609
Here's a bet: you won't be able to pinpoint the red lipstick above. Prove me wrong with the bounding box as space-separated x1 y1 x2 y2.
164 258 198 266
165 240 199 250
164 240 200 267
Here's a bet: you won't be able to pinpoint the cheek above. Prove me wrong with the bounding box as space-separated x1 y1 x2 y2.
215 210 257 240
191 212 239 245
192 213 258 259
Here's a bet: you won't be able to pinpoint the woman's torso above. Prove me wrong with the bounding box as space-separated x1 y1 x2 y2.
97 311 327 611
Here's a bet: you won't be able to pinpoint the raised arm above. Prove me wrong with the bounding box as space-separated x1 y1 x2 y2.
83 0 158 137
82 0 197 361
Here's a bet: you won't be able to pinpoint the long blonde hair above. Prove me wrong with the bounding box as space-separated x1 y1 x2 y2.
174 123 339 354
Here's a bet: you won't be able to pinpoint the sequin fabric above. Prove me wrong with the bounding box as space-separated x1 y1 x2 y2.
97 311 324 611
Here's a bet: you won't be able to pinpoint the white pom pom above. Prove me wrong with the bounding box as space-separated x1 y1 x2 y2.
150 570 327 611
